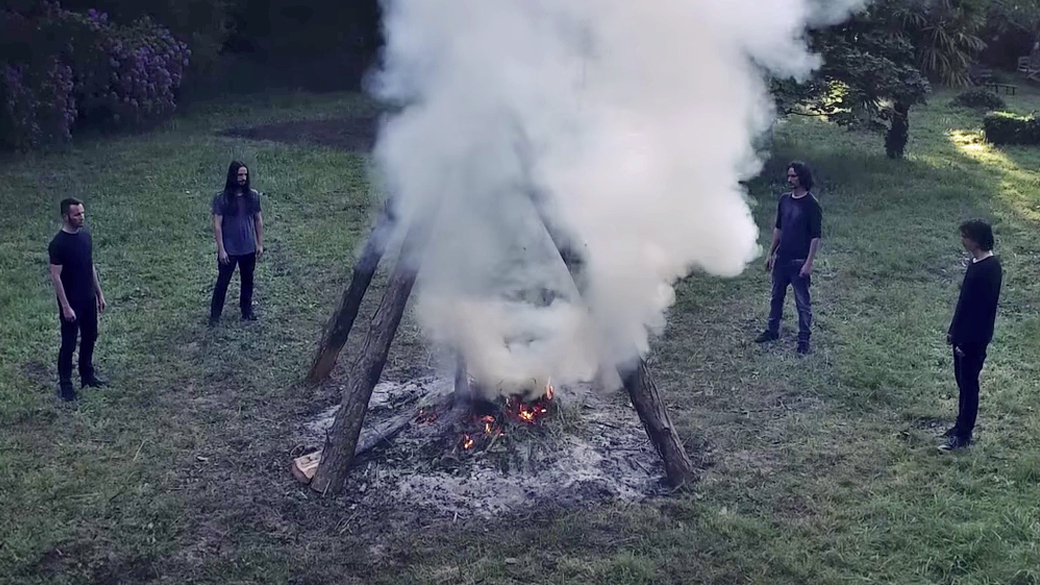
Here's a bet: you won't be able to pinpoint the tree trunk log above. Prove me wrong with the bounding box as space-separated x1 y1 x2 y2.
306 206 396 385
309 221 426 495
523 184 696 487
620 359 696 486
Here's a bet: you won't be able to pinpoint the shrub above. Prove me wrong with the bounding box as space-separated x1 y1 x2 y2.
983 111 1040 145
950 88 1006 110
0 2 190 150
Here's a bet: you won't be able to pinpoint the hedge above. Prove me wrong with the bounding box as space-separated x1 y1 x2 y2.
983 111 1040 146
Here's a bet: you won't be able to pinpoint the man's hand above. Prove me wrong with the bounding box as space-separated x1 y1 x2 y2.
218 249 230 265
799 261 813 277
62 305 77 322
256 244 264 258
946 334 953 346
96 293 106 313
954 345 966 358
765 253 775 272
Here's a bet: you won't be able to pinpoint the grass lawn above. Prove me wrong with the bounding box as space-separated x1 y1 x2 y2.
2 86 1040 585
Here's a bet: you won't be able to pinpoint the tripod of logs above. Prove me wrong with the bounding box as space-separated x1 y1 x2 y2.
299 192 695 495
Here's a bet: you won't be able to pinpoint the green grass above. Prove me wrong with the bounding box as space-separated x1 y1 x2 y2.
2 86 1040 584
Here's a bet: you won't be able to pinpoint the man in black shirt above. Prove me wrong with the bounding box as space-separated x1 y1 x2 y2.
940 219 1002 451
755 161 823 355
48 198 107 401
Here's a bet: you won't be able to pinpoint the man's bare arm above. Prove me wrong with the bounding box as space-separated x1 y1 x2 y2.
213 214 228 263
765 228 781 270
92 264 106 312
254 211 264 255
801 238 821 276
49 264 75 321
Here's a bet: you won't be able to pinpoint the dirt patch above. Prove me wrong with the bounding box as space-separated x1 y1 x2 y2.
299 378 671 519
219 116 382 153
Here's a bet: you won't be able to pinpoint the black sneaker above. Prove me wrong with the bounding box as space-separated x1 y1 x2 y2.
754 330 779 343
241 312 257 322
82 375 108 389
208 316 220 328
941 426 958 438
938 436 970 452
58 382 77 402
797 341 811 355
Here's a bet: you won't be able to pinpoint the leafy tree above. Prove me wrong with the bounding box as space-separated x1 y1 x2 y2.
773 1 930 159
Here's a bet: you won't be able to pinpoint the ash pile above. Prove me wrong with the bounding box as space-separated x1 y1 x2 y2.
300 377 666 518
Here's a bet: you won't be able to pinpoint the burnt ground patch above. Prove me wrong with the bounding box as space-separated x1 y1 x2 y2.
219 115 382 152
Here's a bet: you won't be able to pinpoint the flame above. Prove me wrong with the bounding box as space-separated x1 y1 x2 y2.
546 384 555 401
480 415 496 435
461 434 474 450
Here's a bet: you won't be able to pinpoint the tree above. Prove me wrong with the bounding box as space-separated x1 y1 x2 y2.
894 0 988 86
773 2 930 159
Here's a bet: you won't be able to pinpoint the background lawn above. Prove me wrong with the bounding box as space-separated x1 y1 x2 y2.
2 87 1039 584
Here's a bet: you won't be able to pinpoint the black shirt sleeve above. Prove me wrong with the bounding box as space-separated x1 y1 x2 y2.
48 235 64 266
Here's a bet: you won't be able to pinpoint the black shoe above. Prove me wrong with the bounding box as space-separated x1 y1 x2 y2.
241 312 257 322
58 382 77 402
797 341 811 355
208 316 220 328
938 436 970 452
754 330 779 343
82 375 108 389
941 426 958 438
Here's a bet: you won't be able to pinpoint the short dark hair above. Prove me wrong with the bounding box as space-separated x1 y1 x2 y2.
788 161 814 191
60 197 83 217
960 219 995 251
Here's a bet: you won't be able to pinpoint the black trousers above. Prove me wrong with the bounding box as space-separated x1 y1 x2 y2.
953 344 987 442
210 252 256 319
58 301 98 384
767 258 813 342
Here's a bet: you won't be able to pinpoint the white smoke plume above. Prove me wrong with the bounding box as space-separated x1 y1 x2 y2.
369 0 866 398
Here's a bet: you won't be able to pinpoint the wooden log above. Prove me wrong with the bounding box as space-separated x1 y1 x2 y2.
521 183 695 487
306 205 396 385
620 359 696 487
309 220 428 495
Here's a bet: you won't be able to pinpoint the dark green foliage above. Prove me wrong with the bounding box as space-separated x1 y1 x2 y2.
773 3 931 159
983 111 1040 144
950 88 1007 109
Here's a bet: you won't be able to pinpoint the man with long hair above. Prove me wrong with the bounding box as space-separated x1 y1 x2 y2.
48 197 107 401
755 161 822 355
209 161 264 327
940 219 1002 452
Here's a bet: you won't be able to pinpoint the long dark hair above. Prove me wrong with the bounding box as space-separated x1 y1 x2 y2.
216 161 257 216
224 160 250 195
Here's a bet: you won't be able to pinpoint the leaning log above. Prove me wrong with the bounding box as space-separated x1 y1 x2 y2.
522 183 695 487
306 205 396 385
309 220 427 495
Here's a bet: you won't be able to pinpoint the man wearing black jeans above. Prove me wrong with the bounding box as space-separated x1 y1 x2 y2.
940 220 1002 452
210 161 264 326
755 161 822 355
48 198 107 401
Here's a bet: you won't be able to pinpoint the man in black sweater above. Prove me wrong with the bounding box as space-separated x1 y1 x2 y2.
941 219 1002 451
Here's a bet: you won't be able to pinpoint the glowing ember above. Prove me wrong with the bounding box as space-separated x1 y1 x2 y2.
546 384 555 400
480 415 496 435
461 434 475 450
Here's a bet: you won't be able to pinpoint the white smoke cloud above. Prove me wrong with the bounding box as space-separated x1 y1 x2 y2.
369 0 866 397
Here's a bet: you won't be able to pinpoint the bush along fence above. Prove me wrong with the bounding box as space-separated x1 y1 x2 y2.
983 111 1040 146
0 3 190 150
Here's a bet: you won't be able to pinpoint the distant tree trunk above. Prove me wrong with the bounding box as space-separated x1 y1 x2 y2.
886 101 910 159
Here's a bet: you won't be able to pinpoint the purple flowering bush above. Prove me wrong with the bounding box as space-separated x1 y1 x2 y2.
0 2 191 150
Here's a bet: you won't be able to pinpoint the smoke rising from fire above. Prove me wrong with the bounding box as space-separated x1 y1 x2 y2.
369 0 865 397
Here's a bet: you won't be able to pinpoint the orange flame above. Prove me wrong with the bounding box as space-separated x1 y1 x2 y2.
480 415 496 435
546 384 555 401
461 434 474 450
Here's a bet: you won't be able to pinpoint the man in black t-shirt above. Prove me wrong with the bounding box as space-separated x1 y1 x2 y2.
755 161 823 355
940 220 1003 452
48 198 107 401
